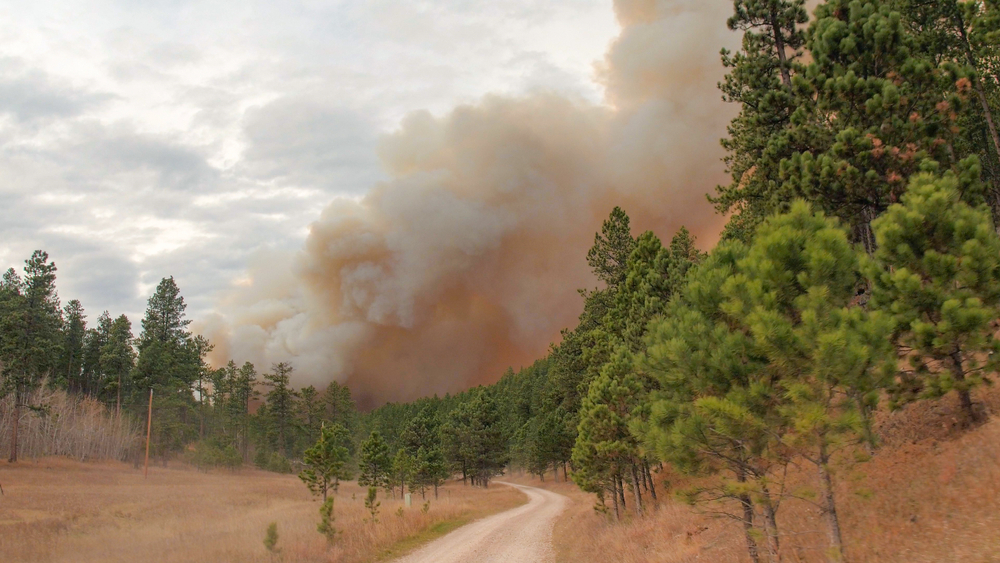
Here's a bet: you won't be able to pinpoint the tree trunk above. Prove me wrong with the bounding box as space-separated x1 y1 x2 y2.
760 483 781 563
737 470 761 563
950 349 978 425
8 388 20 463
553 464 559 482
630 463 644 516
617 473 627 513
610 484 620 521
769 8 793 90
854 393 876 456
434 483 438 499
645 463 657 501
818 442 846 563
563 462 568 481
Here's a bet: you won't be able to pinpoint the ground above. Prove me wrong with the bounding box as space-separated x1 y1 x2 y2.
392 482 567 563
0 459 523 563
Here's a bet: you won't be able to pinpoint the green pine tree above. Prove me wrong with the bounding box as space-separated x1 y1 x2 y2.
358 430 392 493
299 422 354 501
0 251 63 462
870 170 1000 425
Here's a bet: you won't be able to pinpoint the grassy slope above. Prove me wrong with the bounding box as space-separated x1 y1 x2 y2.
518 385 1000 563
0 459 524 563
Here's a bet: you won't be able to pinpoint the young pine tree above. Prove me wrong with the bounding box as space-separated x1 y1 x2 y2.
358 431 392 495
640 242 784 562
299 423 354 501
736 201 896 560
870 170 1000 425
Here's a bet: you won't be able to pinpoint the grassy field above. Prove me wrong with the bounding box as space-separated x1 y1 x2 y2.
511 385 1000 563
0 459 524 563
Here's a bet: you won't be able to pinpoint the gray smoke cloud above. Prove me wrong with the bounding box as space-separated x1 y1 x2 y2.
201 0 738 408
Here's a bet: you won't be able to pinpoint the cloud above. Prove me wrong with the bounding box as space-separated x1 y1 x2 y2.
239 96 384 195
0 66 112 123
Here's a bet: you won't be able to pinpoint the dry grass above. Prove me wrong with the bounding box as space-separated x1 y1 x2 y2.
0 386 140 461
517 386 1000 563
0 458 524 563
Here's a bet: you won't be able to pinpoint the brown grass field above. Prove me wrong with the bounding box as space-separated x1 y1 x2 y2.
512 385 1000 563
0 460 524 563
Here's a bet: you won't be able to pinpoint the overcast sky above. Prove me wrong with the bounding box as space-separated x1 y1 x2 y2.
0 0 618 324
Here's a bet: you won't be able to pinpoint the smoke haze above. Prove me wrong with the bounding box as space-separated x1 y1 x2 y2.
202 0 738 408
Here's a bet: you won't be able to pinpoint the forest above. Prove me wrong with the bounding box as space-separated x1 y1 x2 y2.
4 1 1000 562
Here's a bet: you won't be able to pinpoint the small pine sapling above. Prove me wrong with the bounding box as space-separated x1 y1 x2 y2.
421 500 430 514
263 522 279 556
317 498 339 544
365 486 381 523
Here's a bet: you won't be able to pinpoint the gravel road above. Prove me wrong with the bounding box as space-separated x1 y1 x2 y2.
392 482 568 563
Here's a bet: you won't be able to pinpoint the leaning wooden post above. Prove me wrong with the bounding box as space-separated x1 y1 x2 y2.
144 388 153 479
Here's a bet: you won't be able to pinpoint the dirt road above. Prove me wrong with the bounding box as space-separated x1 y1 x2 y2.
392 481 568 563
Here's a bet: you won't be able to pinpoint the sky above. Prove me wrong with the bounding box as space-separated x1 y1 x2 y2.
0 0 620 324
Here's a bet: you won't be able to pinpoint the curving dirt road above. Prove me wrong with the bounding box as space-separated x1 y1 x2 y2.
392 482 568 563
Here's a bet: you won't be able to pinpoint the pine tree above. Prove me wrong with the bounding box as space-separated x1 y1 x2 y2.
391 448 414 497
779 0 970 251
316 498 338 544
298 385 325 446
898 0 1000 210
572 348 646 519
81 311 111 397
262 362 297 455
870 169 1000 425
133 277 205 457
358 431 392 494
101 315 134 416
364 486 381 523
586 207 637 289
323 381 357 433
58 300 87 391
640 241 785 562
234 362 258 461
0 250 63 462
299 422 353 501
713 0 808 241
736 200 896 560
465 392 510 488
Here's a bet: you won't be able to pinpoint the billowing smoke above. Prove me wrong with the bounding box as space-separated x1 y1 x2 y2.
203 0 738 408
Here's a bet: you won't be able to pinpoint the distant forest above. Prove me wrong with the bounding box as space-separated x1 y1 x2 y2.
4 1 1000 562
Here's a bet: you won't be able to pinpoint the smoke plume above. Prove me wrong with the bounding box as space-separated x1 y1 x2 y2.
203 0 738 408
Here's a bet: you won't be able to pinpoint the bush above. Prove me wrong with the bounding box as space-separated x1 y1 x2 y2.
186 440 243 471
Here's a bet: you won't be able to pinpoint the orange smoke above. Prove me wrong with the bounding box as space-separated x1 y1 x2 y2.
203 0 736 408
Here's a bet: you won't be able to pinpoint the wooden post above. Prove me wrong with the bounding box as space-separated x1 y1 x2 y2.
144 389 153 479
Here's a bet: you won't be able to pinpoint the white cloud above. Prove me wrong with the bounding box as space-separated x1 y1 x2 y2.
0 0 618 326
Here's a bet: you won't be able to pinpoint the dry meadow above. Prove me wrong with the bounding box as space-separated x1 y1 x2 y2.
0 459 524 563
